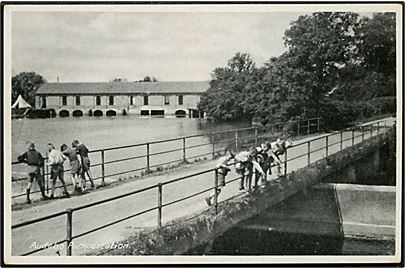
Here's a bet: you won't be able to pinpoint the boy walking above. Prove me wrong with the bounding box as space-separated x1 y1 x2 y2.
17 142 48 204
47 143 70 198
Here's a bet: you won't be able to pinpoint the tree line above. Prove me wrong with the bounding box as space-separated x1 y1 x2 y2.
198 12 396 130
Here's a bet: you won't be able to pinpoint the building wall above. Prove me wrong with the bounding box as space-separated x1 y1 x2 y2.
37 93 202 117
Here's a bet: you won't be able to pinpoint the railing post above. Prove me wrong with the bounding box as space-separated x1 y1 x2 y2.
307 141 311 165
284 148 288 175
42 162 48 194
235 130 239 150
146 143 150 173
340 131 343 151
326 136 329 157
211 133 215 159
307 119 310 135
101 149 105 185
370 123 373 137
297 120 300 136
254 127 258 144
352 129 355 146
182 138 186 162
45 153 49 194
157 183 162 228
66 208 73 256
384 120 387 130
317 117 320 132
362 127 365 142
377 121 380 134
213 169 219 215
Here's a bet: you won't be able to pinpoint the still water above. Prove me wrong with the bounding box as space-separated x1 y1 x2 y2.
11 116 251 197
12 116 249 160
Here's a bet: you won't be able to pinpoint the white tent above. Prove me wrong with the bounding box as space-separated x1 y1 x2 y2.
11 95 32 109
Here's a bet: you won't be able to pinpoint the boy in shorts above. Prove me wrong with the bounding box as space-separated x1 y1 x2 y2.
205 150 234 206
61 144 83 193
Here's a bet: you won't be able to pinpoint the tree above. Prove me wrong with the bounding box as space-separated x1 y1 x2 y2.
199 12 396 126
282 12 360 115
198 53 256 120
12 72 46 106
356 13 396 76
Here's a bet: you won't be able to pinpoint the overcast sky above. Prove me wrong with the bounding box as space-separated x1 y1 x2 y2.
11 11 322 82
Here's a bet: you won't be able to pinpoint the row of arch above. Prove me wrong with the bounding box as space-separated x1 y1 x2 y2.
59 110 117 117
59 109 188 117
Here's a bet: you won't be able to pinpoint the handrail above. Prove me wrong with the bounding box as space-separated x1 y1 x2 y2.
11 117 391 256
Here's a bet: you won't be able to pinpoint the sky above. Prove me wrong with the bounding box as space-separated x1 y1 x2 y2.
11 11 309 82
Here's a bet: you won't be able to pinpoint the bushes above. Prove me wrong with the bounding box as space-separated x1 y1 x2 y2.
320 96 397 130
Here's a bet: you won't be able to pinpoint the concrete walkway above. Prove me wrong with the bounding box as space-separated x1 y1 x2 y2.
11 117 395 256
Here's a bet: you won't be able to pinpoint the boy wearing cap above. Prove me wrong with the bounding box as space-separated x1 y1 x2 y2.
17 142 48 204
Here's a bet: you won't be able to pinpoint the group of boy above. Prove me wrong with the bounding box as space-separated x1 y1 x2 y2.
17 140 94 204
205 137 292 207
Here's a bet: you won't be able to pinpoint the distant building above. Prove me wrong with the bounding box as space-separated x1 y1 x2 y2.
35 81 209 117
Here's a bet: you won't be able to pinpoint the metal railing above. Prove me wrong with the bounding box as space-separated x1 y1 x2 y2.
11 116 340 256
11 117 323 200
11 118 390 256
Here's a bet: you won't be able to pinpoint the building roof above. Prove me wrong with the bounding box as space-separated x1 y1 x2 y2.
36 81 209 95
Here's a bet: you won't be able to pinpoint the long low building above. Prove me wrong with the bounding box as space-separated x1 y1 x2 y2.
35 81 209 117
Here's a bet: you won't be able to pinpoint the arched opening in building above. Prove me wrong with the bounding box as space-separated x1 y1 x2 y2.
175 110 187 118
93 110 103 117
106 110 117 117
72 110 83 117
49 109 57 118
59 110 69 117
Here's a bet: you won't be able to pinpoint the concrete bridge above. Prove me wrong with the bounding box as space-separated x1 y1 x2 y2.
9 117 396 258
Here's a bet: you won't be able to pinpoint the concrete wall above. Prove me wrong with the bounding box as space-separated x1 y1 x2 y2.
209 183 395 255
90 129 394 255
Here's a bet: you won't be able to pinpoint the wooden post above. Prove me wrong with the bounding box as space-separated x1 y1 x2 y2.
297 120 300 136
254 127 258 144
182 138 186 162
157 183 162 228
146 143 150 173
101 149 105 185
377 121 380 134
317 117 320 132
235 130 239 150
362 127 365 141
66 209 73 256
370 123 373 137
340 131 343 151
213 169 219 215
211 133 215 159
307 141 311 165
326 136 329 157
